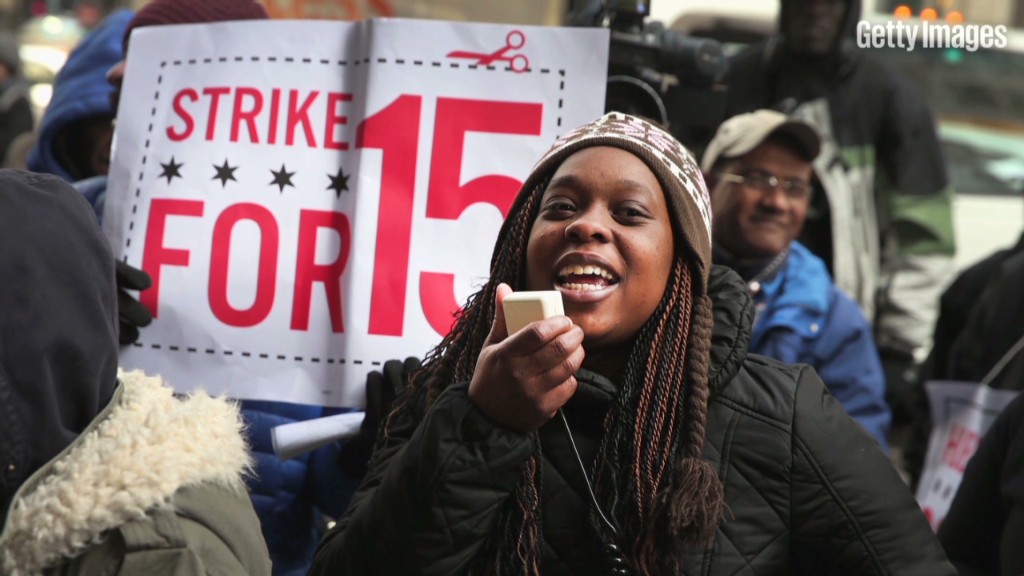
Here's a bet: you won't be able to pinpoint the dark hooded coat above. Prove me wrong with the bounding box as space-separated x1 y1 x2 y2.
0 170 270 575
0 170 120 519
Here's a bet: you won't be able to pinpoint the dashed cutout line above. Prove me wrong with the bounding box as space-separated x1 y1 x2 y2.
166 54 563 74
167 54 566 74
124 68 164 252
131 341 383 366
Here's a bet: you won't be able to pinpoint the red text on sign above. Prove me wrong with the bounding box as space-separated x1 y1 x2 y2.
142 198 352 331
419 97 543 335
360 96 543 336
209 203 279 327
145 95 544 338
167 86 354 150
942 424 980 473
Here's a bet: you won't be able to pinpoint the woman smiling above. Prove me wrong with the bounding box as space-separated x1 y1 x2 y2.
310 112 955 576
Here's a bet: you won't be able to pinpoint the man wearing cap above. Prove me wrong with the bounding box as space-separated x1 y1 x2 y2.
703 110 891 451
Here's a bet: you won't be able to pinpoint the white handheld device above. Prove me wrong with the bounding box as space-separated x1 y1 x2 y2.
502 290 565 334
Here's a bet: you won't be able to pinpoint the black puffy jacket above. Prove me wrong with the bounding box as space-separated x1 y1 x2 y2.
311 266 955 575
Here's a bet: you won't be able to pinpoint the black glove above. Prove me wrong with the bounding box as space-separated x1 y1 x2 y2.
338 357 420 478
115 260 153 346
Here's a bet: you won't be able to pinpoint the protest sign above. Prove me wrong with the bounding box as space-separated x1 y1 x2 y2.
916 380 1018 531
104 19 609 407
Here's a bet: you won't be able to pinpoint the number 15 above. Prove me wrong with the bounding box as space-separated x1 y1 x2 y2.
358 95 544 337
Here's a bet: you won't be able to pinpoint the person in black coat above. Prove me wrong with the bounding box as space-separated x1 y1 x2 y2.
310 112 954 575
939 390 1024 575
929 232 1024 385
938 241 1024 391
904 232 1024 487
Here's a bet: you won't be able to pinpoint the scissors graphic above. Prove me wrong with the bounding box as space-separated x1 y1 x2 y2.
447 30 529 72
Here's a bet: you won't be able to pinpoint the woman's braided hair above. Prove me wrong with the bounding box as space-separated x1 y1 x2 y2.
384 112 724 575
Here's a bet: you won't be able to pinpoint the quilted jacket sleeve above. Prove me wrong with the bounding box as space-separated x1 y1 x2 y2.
309 383 534 575
788 366 956 576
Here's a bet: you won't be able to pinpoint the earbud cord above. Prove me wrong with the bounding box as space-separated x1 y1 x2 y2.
558 409 631 575
558 409 617 535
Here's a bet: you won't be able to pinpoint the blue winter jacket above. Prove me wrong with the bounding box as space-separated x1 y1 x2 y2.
748 242 892 451
242 401 360 576
27 9 131 182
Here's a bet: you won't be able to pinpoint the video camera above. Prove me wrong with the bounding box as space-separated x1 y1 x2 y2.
570 0 729 151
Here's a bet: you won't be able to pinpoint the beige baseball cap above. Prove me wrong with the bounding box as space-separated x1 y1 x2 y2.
700 109 821 173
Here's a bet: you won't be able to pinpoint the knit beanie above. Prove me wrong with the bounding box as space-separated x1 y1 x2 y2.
513 111 713 290
124 0 269 48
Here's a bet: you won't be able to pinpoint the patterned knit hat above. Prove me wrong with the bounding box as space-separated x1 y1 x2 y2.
515 111 713 289
124 0 269 48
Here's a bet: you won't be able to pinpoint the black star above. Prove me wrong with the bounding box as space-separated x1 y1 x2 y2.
159 156 184 184
212 159 238 188
269 163 296 193
327 166 350 198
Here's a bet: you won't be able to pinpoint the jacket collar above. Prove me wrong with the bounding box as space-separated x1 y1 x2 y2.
707 265 754 399
749 242 831 347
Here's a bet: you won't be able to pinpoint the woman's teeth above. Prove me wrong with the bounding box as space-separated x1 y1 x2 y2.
557 264 615 280
556 263 616 291
561 282 606 291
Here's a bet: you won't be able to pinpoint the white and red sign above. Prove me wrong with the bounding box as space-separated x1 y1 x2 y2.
916 380 1018 531
104 19 609 407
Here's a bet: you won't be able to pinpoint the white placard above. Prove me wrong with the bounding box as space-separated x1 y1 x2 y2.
104 19 609 407
915 380 1018 531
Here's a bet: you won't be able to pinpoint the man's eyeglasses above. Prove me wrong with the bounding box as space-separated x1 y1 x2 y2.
717 168 814 200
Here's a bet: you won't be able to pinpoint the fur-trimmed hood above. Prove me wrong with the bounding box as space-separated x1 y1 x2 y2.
0 370 252 575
